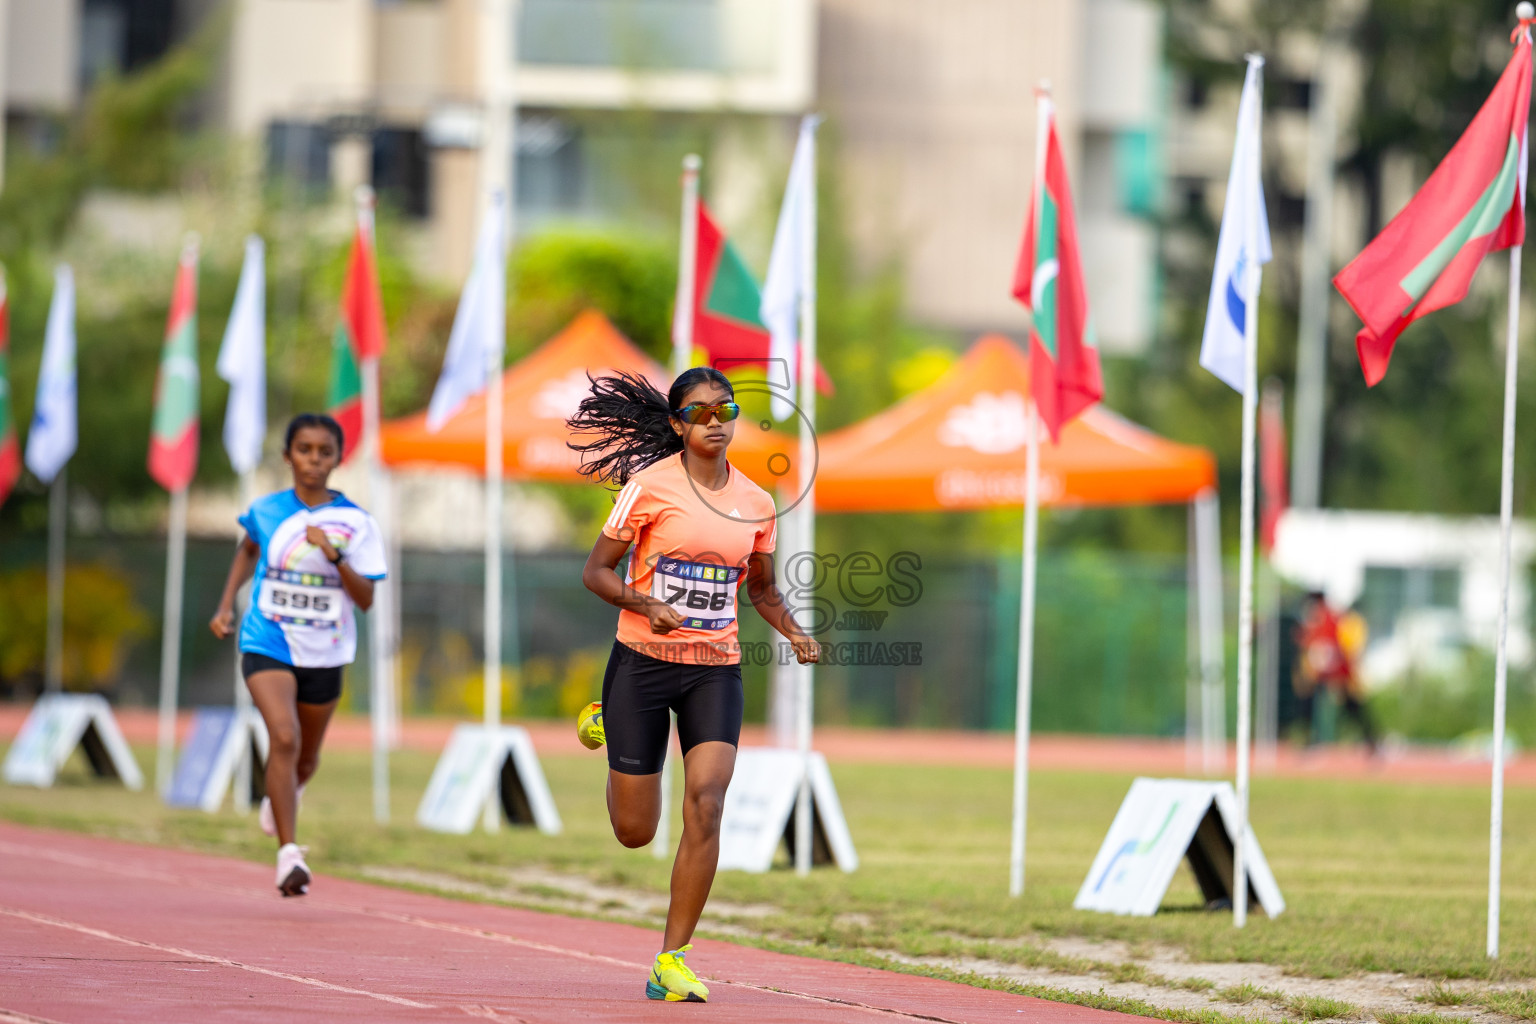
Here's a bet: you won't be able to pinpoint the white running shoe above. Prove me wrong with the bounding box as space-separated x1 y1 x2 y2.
275 843 311 897
258 785 304 838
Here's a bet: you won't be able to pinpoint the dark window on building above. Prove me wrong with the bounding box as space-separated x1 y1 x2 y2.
1274 188 1306 230
1183 76 1209 111
1361 565 1461 644
1174 177 1207 220
520 0 727 72
1271 76 1314 112
516 114 585 217
80 0 179 91
372 128 431 219
266 121 333 197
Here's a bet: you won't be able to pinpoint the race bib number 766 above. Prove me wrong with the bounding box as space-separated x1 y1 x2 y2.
650 558 743 631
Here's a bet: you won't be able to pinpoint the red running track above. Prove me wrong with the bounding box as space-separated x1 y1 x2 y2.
0 822 1149 1024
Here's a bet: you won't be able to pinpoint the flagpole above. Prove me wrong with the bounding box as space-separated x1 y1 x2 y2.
353 187 391 825
483 319 504 833
673 154 701 379
794 116 819 877
154 234 199 798
1291 37 1340 512
156 485 189 795
218 234 266 812
1010 398 1041 898
44 468 66 694
1489 8 1534 959
233 471 257 812
1011 87 1051 899
483 188 508 834
1195 488 1225 776
653 152 701 861
1233 102 1263 929
772 488 800 747
1185 503 1200 774
1488 242 1524 960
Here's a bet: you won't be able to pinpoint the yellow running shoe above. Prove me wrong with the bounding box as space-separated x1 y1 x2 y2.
646 944 708 1002
576 701 605 750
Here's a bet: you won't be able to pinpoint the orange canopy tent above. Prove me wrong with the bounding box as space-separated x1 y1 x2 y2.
380 310 793 488
810 333 1225 774
814 334 1216 512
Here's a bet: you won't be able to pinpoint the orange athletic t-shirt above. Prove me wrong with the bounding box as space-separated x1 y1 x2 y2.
601 452 777 665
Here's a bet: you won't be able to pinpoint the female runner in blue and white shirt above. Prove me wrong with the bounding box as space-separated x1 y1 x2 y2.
209 413 387 896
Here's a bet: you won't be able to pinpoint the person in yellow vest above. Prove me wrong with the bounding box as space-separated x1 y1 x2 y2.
1294 591 1378 754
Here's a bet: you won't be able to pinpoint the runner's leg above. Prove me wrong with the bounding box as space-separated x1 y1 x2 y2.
601 642 670 847
608 770 663 848
1343 694 1378 753
245 670 302 846
295 698 339 788
662 740 736 952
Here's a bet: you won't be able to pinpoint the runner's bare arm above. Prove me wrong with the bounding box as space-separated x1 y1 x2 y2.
582 533 686 634
305 524 376 611
210 535 260 638
744 552 819 664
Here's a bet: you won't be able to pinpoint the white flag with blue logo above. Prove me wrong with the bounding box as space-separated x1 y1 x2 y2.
427 191 507 431
217 236 266 475
24 264 77 484
761 116 820 421
1200 55 1271 394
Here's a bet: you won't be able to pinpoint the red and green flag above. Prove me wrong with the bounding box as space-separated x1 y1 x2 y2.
1335 31 1532 386
148 245 200 492
328 220 386 461
0 271 18 507
327 322 363 461
685 200 831 391
341 221 387 361
1011 97 1103 441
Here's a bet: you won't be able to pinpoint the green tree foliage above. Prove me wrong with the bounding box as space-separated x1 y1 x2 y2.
509 230 676 362
0 7 222 263
1153 0 1535 538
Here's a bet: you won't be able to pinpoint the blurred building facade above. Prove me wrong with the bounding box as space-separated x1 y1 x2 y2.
2 0 1166 350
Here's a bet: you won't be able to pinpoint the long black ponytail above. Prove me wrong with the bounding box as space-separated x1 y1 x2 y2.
567 367 734 487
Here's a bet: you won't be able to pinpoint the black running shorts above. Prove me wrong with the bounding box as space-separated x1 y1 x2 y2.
241 652 344 706
600 639 744 775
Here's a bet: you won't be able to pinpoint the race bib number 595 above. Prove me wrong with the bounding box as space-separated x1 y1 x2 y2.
258 568 345 626
651 558 743 630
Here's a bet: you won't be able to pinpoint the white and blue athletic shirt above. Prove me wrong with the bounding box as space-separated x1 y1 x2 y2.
237 489 388 669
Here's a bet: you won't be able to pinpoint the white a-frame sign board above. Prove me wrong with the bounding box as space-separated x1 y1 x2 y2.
717 748 858 873
165 707 269 812
3 694 144 790
417 725 562 835
1074 777 1284 918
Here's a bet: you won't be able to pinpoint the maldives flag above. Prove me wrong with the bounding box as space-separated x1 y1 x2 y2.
1011 96 1103 441
148 244 200 492
0 271 18 507
1336 32 1532 386
327 220 385 461
685 200 832 391
327 322 363 462
341 222 387 361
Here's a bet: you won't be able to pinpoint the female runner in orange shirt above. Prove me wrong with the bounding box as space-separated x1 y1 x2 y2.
568 366 819 1002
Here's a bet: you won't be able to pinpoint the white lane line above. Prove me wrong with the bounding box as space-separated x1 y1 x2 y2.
0 907 437 1011
245 903 970 1023
0 837 976 1023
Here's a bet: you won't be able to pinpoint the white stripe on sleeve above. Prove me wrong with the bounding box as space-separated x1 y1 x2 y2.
605 481 642 532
